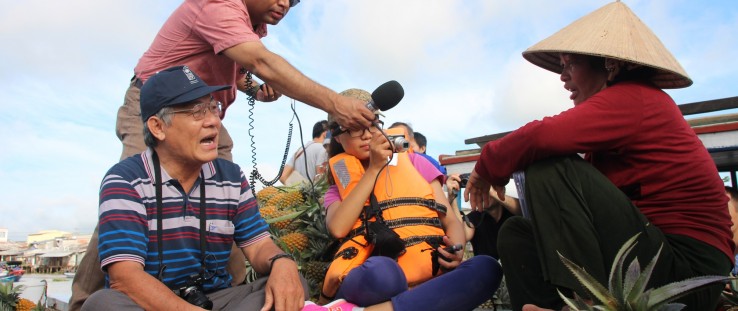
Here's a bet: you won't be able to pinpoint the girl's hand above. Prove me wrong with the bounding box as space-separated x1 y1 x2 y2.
368 131 393 170
437 236 463 270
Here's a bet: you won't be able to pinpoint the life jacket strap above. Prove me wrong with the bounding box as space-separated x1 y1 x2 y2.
375 197 448 215
344 217 443 241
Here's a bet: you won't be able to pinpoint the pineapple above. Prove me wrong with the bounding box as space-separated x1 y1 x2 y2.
14 298 35 311
558 233 731 311
281 232 309 253
303 261 329 285
257 173 337 301
256 186 280 204
263 206 299 230
270 190 305 209
259 204 280 219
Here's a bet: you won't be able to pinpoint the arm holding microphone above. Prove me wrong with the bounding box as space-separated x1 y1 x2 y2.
224 41 375 129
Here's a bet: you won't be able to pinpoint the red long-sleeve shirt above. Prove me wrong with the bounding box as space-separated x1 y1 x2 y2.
475 81 734 260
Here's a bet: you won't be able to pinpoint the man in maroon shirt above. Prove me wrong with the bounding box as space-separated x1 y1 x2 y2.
464 2 733 310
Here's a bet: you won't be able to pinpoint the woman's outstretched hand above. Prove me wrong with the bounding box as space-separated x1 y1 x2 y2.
464 171 492 212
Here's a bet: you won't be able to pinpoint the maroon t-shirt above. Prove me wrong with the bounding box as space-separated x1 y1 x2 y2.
475 81 733 261
134 0 266 116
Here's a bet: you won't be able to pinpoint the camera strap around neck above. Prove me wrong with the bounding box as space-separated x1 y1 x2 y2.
153 151 207 281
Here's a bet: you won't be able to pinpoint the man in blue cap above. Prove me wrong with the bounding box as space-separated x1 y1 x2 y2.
82 66 307 311
72 1 376 306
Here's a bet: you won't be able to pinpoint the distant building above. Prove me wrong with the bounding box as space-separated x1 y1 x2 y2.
0 228 7 243
26 230 72 245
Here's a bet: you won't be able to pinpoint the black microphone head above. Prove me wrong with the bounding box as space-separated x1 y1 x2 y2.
371 80 404 111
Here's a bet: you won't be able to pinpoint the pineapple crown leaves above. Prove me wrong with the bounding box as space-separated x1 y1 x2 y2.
641 275 732 310
0 283 25 307
610 233 640 303
557 251 619 309
558 233 732 311
558 291 594 311
264 209 304 225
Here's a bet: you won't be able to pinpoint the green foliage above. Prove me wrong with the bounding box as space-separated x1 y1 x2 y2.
0 282 23 310
558 233 731 311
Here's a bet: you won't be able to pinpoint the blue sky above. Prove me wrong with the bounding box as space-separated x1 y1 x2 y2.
1 0 736 242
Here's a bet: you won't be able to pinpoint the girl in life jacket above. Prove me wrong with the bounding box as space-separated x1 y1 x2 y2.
312 88 503 311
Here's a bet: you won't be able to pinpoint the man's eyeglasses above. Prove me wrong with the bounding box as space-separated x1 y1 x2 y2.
289 0 300 7
169 97 222 121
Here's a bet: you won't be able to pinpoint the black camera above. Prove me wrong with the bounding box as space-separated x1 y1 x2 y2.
385 128 409 153
177 272 213 310
459 173 470 188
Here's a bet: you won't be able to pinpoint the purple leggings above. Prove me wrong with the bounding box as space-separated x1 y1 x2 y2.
336 255 502 311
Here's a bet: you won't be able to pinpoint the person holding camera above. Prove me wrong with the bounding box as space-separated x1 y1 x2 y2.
303 89 502 311
82 66 307 311
446 173 520 258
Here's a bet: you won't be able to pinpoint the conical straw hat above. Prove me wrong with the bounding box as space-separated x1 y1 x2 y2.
522 1 691 89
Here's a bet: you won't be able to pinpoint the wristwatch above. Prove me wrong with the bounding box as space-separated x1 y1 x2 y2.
268 253 295 273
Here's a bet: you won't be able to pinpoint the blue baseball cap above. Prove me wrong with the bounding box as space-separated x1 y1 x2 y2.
140 65 231 122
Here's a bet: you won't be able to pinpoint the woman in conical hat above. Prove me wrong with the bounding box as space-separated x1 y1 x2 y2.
463 1 732 310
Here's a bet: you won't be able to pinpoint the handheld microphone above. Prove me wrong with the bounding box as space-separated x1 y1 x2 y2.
366 80 404 112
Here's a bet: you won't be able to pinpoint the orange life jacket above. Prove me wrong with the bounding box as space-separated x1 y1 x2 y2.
321 152 447 300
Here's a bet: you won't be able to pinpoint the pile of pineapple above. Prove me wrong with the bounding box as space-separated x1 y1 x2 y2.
0 283 41 311
253 175 336 301
13 299 36 311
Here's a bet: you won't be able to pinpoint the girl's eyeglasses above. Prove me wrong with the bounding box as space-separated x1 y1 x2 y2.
333 121 384 138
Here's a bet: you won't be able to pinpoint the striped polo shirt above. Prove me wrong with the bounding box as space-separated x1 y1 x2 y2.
98 148 269 292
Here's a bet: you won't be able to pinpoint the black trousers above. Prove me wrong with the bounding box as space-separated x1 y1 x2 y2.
497 156 730 311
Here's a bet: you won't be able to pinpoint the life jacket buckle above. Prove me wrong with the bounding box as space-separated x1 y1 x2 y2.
339 246 358 260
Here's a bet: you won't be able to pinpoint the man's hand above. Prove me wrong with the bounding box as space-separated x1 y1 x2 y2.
464 171 492 212
332 95 375 130
255 83 282 102
261 258 305 311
